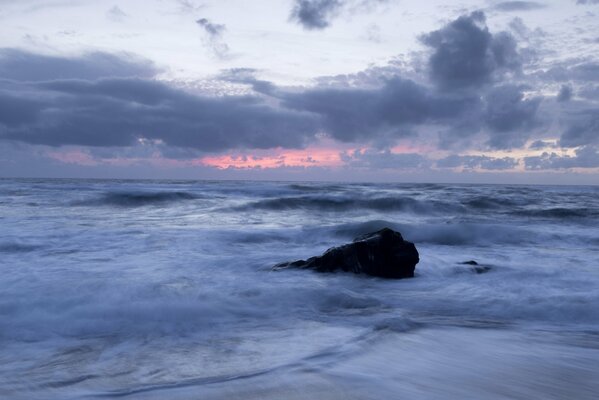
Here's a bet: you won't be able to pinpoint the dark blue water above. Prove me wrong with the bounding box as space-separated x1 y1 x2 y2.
1 179 598 399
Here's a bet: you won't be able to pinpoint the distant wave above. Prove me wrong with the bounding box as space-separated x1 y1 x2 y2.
232 195 463 214
462 196 524 210
288 184 347 192
331 220 537 246
511 207 596 219
0 242 41 253
232 193 598 221
74 191 199 207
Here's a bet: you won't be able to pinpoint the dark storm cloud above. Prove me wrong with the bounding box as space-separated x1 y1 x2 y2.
493 1 546 11
278 77 479 142
524 146 599 169
483 85 541 149
0 49 158 81
437 154 518 170
420 11 521 90
0 50 319 151
0 78 320 150
0 11 553 156
290 0 343 30
276 74 541 150
560 109 599 147
196 18 229 58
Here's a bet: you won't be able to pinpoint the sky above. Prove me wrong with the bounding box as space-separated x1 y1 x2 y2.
0 0 598 183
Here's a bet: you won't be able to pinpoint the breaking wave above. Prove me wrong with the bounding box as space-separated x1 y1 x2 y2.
233 195 463 214
74 191 199 207
0 241 42 253
329 219 593 246
511 207 597 219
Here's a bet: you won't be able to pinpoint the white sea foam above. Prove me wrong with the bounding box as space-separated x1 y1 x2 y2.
0 179 598 399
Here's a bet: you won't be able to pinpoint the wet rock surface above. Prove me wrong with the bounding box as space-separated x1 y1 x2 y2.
273 228 419 279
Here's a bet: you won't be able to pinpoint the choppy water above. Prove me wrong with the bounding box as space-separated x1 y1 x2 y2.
1 179 598 399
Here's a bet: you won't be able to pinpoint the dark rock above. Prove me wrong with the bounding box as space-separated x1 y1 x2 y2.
472 265 492 274
273 228 419 279
457 260 492 274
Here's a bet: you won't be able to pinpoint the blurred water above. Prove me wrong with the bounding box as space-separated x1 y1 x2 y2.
1 179 598 399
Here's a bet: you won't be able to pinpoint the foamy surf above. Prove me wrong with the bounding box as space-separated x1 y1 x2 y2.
1 179 598 399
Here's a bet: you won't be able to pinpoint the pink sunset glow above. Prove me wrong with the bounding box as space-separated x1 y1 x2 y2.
199 147 348 169
47 149 99 166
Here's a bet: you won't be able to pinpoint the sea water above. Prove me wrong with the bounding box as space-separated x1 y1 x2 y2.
1 179 598 399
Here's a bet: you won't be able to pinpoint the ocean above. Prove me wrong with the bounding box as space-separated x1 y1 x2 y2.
1 179 598 399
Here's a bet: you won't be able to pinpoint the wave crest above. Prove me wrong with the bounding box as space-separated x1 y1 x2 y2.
75 191 198 207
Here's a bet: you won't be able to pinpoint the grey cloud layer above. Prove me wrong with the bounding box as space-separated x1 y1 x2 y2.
1 11 597 171
278 11 539 151
0 49 158 81
278 78 478 142
0 51 318 151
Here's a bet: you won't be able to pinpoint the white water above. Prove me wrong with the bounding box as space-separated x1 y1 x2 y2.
1 179 598 399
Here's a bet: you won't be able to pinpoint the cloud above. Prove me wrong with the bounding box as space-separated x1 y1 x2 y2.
0 50 320 151
578 84 599 99
196 17 225 37
277 75 540 151
0 77 320 150
1 47 536 160
557 84 573 102
436 154 519 170
107 5 127 22
0 49 158 81
420 11 521 90
364 23 382 43
542 62 599 82
483 85 542 148
176 0 204 12
493 1 546 11
289 0 390 30
196 18 229 59
560 109 599 147
290 0 343 30
524 146 599 169
576 0 599 4
0 8 550 161
278 77 478 143
340 148 431 169
528 140 557 150
217 68 276 95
